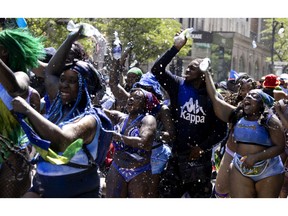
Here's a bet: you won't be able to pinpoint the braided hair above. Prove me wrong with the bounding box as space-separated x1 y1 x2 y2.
46 60 104 127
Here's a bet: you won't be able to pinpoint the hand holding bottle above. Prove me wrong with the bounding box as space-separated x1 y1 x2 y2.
199 58 211 72
174 28 193 50
67 24 85 42
120 42 134 65
112 31 122 60
67 20 98 37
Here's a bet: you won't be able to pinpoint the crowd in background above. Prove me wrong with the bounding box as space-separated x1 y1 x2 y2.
0 18 288 198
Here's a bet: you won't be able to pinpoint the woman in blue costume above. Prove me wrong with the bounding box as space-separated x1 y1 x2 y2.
12 26 110 198
108 46 175 197
104 88 157 198
133 72 175 197
0 28 45 197
213 76 257 198
203 63 285 197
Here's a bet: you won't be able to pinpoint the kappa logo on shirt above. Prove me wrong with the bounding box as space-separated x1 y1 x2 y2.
180 98 206 124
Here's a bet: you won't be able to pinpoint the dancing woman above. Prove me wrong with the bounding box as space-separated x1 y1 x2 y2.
12 26 111 198
204 64 285 198
104 88 157 198
0 28 45 197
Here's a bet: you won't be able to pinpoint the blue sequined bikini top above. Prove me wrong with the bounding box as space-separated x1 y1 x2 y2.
113 114 150 158
233 117 273 147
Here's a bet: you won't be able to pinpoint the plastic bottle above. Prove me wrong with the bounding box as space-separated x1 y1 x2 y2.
199 58 211 72
67 20 97 37
180 27 194 39
112 31 122 60
174 27 194 44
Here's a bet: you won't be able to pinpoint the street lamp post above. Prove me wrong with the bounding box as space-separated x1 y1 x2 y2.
271 18 285 73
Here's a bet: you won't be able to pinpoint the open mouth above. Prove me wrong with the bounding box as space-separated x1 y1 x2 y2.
127 102 134 107
243 100 252 110
60 91 70 99
61 92 70 96
244 100 251 106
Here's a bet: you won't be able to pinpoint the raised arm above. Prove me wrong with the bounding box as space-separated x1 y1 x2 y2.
45 26 84 102
108 59 130 101
108 44 133 102
204 69 236 123
0 59 29 98
30 60 47 78
151 31 187 78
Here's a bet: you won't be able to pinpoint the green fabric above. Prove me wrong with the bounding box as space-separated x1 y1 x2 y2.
0 99 25 163
0 98 84 165
34 138 84 165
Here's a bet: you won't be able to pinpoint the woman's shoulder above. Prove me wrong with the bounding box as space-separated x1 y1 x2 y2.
142 114 157 124
267 113 282 129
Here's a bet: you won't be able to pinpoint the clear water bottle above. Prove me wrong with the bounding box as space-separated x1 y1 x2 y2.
180 27 194 39
175 27 194 45
199 58 211 72
112 31 122 60
67 20 97 37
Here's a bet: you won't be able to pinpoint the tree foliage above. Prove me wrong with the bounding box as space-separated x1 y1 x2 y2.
262 18 288 63
26 18 192 66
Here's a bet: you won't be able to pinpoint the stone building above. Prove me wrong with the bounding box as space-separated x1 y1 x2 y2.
171 18 271 82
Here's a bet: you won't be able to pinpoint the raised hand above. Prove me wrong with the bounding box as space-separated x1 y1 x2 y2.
173 30 187 50
67 25 86 42
119 42 134 66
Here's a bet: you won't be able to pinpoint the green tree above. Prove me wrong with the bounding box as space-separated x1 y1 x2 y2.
98 18 191 64
262 18 288 63
26 18 192 66
26 18 97 56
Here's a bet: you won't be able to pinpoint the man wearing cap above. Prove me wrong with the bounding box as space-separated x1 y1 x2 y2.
262 73 281 98
151 31 227 198
125 67 143 91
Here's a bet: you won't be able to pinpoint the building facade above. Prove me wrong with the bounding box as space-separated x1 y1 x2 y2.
175 18 271 82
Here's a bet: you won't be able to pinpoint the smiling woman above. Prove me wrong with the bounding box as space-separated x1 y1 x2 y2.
204 67 285 198
11 26 112 198
103 88 158 198
58 70 79 106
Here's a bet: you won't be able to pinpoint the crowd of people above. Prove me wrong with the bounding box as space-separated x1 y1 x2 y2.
1 19 288 198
